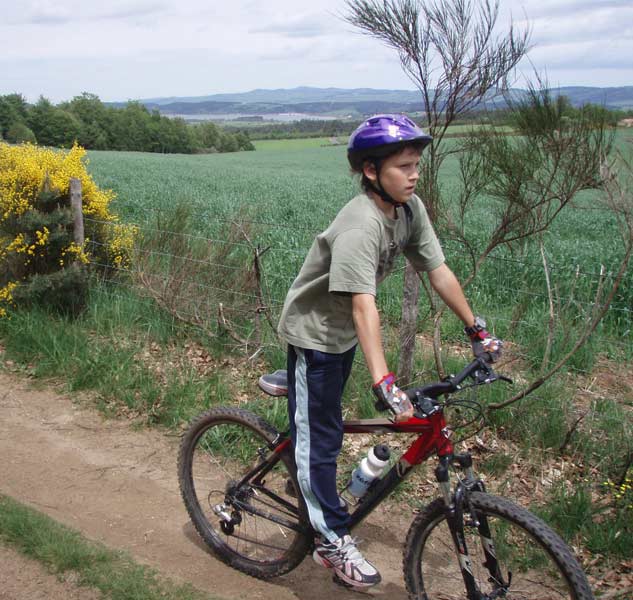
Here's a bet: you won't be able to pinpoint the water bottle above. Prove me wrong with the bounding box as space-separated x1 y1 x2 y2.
345 444 391 500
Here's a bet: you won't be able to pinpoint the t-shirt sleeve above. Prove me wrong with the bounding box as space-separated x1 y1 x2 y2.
329 227 379 296
404 199 445 272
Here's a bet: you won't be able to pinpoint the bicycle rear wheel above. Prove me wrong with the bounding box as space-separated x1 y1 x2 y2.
404 492 594 600
178 407 312 579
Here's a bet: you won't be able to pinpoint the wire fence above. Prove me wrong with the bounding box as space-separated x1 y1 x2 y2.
85 215 633 322
83 209 632 393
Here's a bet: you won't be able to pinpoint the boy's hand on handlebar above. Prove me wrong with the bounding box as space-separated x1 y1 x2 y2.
473 335 503 362
372 372 415 421
465 317 503 363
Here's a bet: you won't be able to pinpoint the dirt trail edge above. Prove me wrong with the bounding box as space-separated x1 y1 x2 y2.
0 371 412 600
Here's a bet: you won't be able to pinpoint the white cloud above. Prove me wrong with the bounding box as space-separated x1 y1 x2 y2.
5 0 169 25
0 0 630 102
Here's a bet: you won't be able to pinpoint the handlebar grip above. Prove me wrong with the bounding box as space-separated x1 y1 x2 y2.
374 397 391 412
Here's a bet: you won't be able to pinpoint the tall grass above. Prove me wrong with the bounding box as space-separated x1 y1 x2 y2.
0 289 236 427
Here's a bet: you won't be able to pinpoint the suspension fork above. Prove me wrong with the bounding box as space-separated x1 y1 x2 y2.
436 454 509 599
436 455 482 600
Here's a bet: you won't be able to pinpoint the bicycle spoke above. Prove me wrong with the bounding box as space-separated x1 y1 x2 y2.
185 415 308 568
407 496 584 599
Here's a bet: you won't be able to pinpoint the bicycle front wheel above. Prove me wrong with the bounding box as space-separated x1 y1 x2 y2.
178 407 312 579
404 492 594 600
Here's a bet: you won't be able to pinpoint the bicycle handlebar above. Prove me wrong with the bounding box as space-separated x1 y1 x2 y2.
405 358 511 403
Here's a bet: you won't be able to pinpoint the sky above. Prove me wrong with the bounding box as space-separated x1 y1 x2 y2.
1 0 632 103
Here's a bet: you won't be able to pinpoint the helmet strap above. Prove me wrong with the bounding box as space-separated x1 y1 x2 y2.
368 159 396 205
366 160 413 222
366 178 396 206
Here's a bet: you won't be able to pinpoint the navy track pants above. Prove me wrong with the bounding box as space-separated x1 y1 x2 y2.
287 344 356 542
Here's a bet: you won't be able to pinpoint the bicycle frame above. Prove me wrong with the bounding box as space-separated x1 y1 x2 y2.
342 412 454 528
236 409 454 534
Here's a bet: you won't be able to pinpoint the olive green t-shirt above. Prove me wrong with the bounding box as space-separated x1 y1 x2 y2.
277 193 445 353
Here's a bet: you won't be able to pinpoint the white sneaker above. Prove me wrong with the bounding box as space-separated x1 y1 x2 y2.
313 534 381 588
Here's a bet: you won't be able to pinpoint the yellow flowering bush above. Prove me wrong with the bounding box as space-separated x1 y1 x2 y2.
0 282 17 318
0 141 136 315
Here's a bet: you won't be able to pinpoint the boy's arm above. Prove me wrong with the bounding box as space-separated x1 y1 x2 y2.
352 293 414 421
428 263 503 361
427 263 475 326
351 293 389 383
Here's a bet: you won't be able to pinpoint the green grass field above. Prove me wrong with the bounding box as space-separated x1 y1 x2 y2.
252 137 338 150
87 130 632 366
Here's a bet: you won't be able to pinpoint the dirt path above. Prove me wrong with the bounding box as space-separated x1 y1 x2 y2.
0 371 414 600
0 546 101 600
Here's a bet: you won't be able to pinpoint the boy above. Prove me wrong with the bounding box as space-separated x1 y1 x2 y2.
277 114 500 588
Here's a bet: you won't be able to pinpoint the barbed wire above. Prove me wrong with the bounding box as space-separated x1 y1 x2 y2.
90 263 631 359
88 213 626 287
88 238 250 272
85 227 632 318
86 210 628 279
87 259 287 308
82 206 633 376
89 280 631 392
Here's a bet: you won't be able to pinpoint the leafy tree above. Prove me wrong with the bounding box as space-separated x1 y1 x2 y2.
63 93 107 124
234 131 255 151
108 101 154 151
194 121 222 150
27 97 57 143
63 93 111 149
218 132 239 153
28 97 81 148
6 122 36 144
0 94 28 139
3 91 255 154
78 120 110 150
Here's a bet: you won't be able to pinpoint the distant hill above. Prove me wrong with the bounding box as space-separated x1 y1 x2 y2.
137 87 422 106
109 86 633 119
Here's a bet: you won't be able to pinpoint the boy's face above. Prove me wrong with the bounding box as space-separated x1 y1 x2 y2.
363 146 422 204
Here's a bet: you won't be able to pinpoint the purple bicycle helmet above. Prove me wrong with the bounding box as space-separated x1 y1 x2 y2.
347 114 432 172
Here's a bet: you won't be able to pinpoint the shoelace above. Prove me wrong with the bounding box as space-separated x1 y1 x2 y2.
335 536 365 566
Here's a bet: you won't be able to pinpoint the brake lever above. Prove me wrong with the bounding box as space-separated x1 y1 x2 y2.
472 367 513 386
412 394 441 418
473 365 496 385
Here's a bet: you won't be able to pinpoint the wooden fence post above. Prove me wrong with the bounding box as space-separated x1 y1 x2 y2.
70 178 84 246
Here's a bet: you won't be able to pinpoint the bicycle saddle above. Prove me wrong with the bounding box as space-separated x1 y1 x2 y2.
258 369 288 396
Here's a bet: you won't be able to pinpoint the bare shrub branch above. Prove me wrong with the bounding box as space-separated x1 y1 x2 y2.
133 205 277 358
488 148 633 410
345 0 530 382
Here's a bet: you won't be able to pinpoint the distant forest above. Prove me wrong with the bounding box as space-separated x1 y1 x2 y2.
2 91 632 152
0 93 255 154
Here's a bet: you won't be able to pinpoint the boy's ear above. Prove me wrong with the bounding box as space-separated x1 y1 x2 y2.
362 161 377 183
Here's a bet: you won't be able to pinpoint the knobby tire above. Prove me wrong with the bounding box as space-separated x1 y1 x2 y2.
178 407 312 579
404 492 594 600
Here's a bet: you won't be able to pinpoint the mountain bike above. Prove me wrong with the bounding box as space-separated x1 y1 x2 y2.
178 357 594 599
